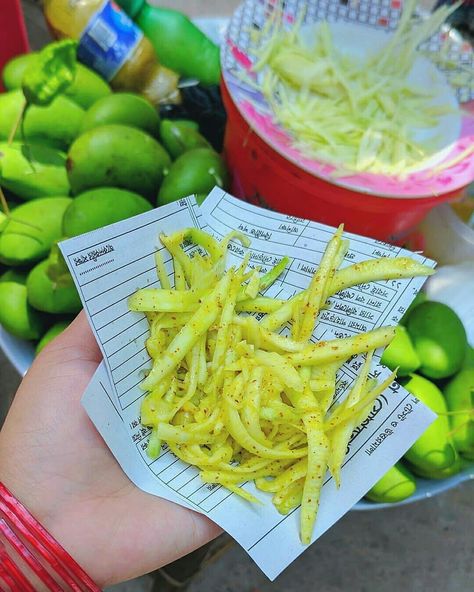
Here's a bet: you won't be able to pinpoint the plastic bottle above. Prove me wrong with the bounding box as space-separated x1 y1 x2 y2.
116 0 221 85
43 0 180 105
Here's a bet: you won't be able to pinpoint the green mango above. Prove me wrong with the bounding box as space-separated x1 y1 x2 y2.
67 124 170 200
0 269 46 339
173 119 199 131
36 320 70 354
159 119 210 159
0 210 8 233
63 65 111 110
2 52 111 109
47 244 75 290
63 187 152 237
157 148 228 205
0 269 24 283
402 374 456 471
81 93 160 138
0 197 72 266
407 451 463 480
0 91 85 151
462 345 474 370
195 193 207 206
406 301 467 379
381 325 420 376
2 53 33 90
400 290 426 325
0 142 70 200
365 463 416 503
27 259 81 314
443 369 474 458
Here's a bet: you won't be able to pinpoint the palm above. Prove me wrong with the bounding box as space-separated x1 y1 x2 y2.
0 314 219 587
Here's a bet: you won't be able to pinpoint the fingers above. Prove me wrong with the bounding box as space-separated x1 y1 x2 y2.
43 311 102 364
183 511 223 557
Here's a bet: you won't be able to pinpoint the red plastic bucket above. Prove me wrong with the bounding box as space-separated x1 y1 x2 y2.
221 81 463 243
0 0 30 91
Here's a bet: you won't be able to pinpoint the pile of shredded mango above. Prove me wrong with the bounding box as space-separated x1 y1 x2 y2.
249 0 461 176
129 227 433 543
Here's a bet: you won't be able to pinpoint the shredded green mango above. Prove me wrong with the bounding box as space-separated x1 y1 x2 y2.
249 0 462 176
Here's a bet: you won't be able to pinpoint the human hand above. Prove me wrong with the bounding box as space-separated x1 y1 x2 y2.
0 312 220 588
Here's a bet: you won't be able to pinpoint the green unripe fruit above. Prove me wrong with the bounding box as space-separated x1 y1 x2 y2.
406 301 467 379
402 374 456 472
81 93 160 138
444 369 474 458
0 90 84 150
27 260 81 314
0 142 70 201
157 148 228 205
160 119 210 159
365 463 416 503
462 345 474 370
381 325 420 376
0 270 46 339
36 321 70 354
407 452 463 480
2 52 111 108
63 187 152 237
0 197 72 265
67 124 171 200
399 290 426 325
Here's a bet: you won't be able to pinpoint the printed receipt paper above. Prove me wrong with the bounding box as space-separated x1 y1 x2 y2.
60 188 436 580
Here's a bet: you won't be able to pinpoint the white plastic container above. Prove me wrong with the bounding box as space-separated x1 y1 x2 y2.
420 203 474 265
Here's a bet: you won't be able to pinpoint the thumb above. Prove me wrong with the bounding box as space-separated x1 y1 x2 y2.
41 310 102 365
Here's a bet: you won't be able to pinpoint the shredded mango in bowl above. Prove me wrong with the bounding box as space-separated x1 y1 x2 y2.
248 0 462 177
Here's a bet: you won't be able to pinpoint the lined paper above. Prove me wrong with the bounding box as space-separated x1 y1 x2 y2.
61 189 436 579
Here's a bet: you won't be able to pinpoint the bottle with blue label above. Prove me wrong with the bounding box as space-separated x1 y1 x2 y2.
43 0 180 105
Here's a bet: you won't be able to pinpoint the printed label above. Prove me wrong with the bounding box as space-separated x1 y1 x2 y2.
77 0 143 81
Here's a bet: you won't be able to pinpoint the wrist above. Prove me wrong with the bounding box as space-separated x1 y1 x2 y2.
0 482 101 591
0 405 64 544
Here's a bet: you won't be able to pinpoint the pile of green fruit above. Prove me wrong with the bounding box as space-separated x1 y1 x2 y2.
366 295 474 504
0 44 229 353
